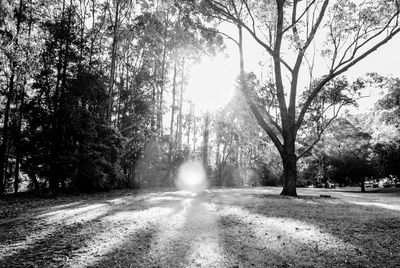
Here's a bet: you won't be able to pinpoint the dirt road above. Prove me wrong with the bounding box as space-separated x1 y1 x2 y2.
0 188 399 267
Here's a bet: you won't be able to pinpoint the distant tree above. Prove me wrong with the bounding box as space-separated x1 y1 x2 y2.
309 117 373 191
372 142 400 180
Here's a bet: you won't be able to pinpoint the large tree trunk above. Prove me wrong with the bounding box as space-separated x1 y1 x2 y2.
360 178 366 192
280 131 298 195
281 151 297 196
236 20 298 196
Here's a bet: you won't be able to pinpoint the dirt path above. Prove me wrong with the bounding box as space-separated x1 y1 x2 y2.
0 188 399 267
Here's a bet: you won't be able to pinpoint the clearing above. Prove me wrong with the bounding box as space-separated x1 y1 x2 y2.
0 187 399 267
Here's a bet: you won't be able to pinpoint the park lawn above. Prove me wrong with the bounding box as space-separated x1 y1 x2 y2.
0 187 399 267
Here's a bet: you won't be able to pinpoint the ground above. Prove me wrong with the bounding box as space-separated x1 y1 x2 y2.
0 187 399 268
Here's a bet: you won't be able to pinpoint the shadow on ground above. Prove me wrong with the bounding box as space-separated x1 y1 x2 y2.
0 188 399 267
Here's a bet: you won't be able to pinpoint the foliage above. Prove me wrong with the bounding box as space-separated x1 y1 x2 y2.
372 141 400 179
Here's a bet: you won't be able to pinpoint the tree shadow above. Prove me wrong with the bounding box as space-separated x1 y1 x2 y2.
218 214 354 267
220 192 400 267
94 192 233 267
0 190 191 267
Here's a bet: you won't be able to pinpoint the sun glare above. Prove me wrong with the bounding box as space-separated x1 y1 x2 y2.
175 161 208 193
186 56 237 113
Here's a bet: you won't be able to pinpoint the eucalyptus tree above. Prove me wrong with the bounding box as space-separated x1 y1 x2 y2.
203 0 400 195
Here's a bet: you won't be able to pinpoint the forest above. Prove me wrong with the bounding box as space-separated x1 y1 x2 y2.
0 0 400 196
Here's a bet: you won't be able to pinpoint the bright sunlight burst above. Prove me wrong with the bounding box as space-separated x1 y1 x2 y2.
186 55 237 113
175 161 208 193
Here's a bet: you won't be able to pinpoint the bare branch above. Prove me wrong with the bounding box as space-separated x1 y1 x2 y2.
297 21 400 134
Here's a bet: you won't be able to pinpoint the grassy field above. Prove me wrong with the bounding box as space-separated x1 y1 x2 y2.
0 187 399 267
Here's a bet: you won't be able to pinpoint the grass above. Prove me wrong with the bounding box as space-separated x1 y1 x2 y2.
0 187 399 267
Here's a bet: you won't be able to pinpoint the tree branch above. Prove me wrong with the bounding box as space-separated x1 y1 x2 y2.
289 0 329 125
283 0 317 34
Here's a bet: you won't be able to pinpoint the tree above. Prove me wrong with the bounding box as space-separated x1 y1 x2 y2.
367 75 400 179
203 0 400 195
321 117 372 191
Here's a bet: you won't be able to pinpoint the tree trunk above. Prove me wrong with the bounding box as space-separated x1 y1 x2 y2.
202 112 210 167
50 0 72 195
193 114 197 152
280 143 297 196
158 42 167 138
107 0 120 124
361 179 366 192
177 59 184 150
0 72 14 196
186 103 192 149
29 171 39 191
157 5 170 138
236 21 297 196
88 0 96 67
168 62 177 162
14 105 23 194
